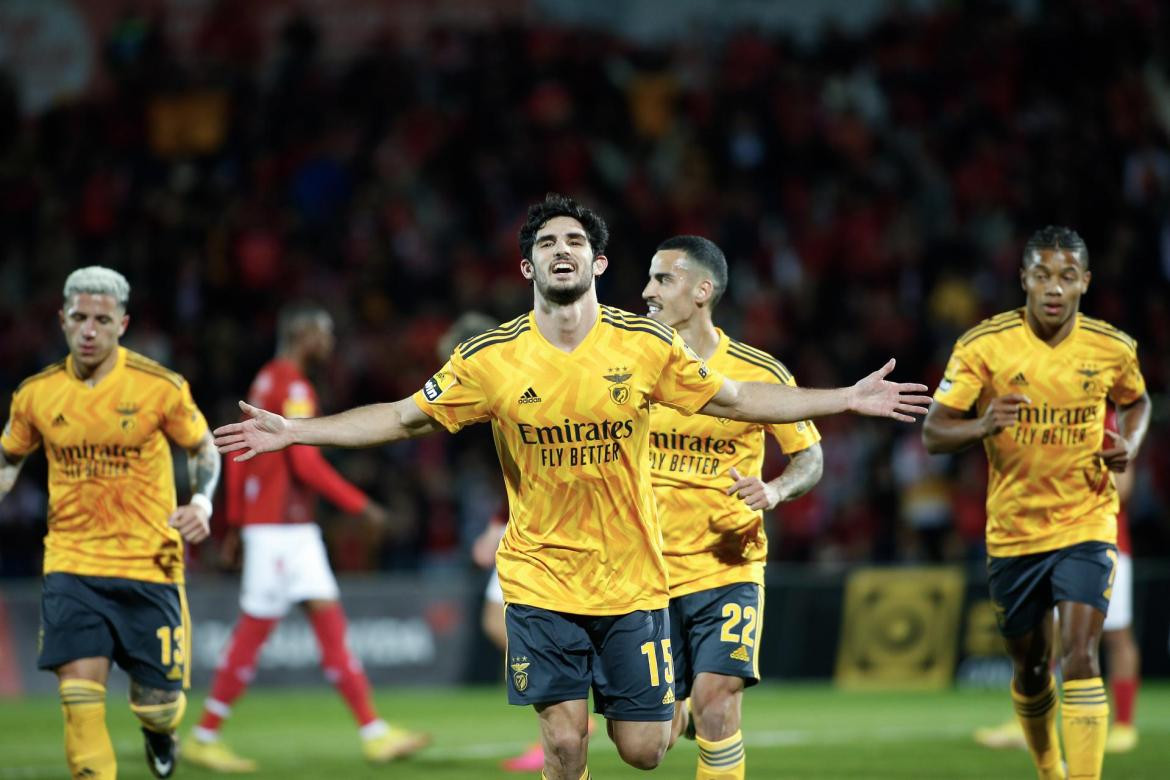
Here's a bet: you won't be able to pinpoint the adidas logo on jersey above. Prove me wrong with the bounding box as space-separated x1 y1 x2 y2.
730 645 751 662
52 413 68 427
1009 372 1028 386
519 387 542 404
662 687 676 705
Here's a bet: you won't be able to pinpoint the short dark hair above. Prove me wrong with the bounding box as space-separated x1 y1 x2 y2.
277 301 329 350
656 235 729 307
1023 226 1089 269
519 193 610 261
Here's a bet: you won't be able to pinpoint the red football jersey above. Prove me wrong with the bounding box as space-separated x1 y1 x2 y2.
226 358 368 526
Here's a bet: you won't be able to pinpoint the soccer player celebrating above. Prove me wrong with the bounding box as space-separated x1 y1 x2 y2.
0 266 220 779
215 193 931 780
923 227 1151 780
643 235 823 780
185 303 428 771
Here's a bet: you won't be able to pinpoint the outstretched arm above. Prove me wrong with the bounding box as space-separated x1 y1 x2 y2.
0 445 26 503
215 396 443 462
169 432 221 544
701 358 930 424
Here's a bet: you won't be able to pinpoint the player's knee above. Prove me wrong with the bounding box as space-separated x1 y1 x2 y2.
690 676 741 739
543 726 588 772
614 737 667 770
1061 645 1099 680
129 690 186 733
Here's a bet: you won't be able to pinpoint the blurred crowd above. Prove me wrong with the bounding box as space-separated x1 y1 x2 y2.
2 0 1169 577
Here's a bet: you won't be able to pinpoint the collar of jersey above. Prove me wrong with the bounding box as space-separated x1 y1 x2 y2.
530 305 604 356
66 346 126 388
1023 309 1081 352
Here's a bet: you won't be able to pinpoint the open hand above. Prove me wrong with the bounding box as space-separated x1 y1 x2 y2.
214 401 293 462
849 359 932 422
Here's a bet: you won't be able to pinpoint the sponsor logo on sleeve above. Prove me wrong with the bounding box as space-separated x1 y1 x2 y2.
423 370 456 402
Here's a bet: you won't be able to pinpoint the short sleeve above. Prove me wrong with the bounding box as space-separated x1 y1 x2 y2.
765 373 821 453
1108 347 1146 407
649 332 725 415
932 341 987 412
162 381 211 449
282 379 318 419
412 355 491 433
1 387 42 457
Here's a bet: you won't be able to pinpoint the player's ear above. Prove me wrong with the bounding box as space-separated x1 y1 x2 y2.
591 254 608 276
1081 269 1091 293
118 314 129 337
695 278 713 305
520 258 534 279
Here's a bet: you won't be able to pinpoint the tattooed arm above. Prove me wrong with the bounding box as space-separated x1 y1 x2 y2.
727 442 824 511
168 432 220 544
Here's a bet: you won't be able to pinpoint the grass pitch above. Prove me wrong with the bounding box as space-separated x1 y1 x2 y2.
1 683 1168 778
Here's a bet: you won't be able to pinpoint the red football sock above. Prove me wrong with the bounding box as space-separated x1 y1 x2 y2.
198 613 278 732
310 604 378 727
1111 677 1138 726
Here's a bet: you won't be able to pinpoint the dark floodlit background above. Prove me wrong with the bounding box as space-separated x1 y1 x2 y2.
1 0 1169 692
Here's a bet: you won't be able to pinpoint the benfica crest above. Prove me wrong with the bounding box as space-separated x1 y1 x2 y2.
603 369 632 405
511 660 530 693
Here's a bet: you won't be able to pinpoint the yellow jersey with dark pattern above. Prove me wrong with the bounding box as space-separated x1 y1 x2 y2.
413 305 725 615
2 348 210 583
933 309 1146 556
650 330 821 597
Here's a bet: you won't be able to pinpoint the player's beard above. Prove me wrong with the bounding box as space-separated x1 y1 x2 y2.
534 267 594 306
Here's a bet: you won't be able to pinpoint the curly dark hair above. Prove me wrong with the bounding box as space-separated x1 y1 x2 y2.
1023 225 1089 269
518 193 610 261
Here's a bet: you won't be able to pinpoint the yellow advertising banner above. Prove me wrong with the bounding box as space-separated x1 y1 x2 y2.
835 566 965 690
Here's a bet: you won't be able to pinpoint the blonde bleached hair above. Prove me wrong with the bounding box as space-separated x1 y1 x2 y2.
63 266 131 309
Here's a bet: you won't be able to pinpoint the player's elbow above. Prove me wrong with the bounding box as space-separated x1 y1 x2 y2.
805 444 825 483
920 423 950 455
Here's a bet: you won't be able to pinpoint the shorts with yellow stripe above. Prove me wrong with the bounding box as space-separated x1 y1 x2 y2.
668 582 763 699
39 573 190 690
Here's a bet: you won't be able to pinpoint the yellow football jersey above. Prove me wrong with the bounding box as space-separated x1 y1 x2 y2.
1 348 210 583
933 309 1146 556
413 305 725 615
650 331 821 597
